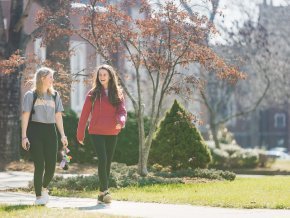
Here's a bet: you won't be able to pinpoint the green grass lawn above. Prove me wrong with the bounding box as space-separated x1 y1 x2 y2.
0 205 126 218
51 176 290 209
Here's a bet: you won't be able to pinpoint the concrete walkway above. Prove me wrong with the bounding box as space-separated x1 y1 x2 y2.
0 171 290 218
0 171 90 190
0 171 33 190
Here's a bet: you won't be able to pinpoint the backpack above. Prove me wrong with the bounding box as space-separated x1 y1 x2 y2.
29 91 58 122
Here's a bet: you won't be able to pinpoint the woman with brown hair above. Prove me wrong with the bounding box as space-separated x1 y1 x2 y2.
77 64 127 204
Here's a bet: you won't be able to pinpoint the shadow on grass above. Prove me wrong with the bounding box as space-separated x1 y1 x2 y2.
0 204 34 212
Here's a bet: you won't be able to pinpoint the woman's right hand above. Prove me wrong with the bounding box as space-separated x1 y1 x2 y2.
22 138 30 151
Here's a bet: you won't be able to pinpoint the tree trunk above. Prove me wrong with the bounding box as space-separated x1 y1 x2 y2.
142 129 156 173
136 102 160 176
210 118 220 148
136 104 148 176
137 124 157 176
0 2 5 57
0 0 24 167
0 72 22 163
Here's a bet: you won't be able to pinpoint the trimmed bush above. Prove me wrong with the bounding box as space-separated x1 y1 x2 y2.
29 163 235 191
222 144 242 156
208 141 264 169
258 151 276 168
207 126 274 169
151 164 236 181
229 149 259 168
210 148 230 168
150 100 212 170
42 163 184 191
113 112 150 165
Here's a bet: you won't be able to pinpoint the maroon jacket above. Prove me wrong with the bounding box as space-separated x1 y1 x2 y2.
77 89 127 141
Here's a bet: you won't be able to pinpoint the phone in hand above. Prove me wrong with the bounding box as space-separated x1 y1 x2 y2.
26 142 30 151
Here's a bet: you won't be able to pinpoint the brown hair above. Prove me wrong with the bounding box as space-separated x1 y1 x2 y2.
90 64 123 106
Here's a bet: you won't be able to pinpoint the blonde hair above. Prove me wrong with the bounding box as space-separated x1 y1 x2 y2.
33 67 55 96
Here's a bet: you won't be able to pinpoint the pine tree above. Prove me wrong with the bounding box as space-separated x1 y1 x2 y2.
150 100 212 169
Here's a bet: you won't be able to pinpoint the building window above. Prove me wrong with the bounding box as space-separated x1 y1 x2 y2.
274 113 286 128
70 41 87 114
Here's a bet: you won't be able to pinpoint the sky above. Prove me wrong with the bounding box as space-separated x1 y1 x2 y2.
207 0 290 43
216 0 289 28
154 0 289 44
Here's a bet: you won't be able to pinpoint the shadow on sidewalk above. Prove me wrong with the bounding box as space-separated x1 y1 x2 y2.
78 203 111 211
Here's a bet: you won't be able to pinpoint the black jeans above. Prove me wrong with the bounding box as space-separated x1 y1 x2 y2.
28 122 58 197
91 134 117 192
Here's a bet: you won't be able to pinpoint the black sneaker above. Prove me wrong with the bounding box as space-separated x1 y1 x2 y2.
98 191 112 204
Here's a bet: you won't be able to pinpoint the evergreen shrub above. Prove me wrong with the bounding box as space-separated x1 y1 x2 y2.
149 100 212 170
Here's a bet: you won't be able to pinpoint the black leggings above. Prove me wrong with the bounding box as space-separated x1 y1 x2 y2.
28 122 58 197
91 134 117 192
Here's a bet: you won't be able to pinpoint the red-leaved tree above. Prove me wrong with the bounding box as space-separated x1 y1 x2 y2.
1 0 244 175
0 0 72 167
71 0 245 175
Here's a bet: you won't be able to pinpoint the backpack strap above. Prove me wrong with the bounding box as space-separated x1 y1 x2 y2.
29 91 38 122
53 91 58 112
53 91 58 101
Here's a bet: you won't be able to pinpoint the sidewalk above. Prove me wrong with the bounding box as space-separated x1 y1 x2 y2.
0 171 90 190
1 171 290 218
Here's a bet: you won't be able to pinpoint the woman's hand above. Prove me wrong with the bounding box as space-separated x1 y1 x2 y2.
61 135 68 147
22 137 30 151
116 124 121 129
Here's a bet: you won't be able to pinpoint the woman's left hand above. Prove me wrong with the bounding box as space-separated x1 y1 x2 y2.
116 124 121 129
61 135 68 147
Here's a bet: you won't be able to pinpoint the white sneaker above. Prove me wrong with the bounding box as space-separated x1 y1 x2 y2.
41 187 49 204
35 196 47 205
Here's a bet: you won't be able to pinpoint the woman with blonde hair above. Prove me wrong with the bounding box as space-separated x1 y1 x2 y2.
22 67 68 205
77 64 127 204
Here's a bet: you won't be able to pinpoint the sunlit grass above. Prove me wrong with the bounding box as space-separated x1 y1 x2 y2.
51 176 290 209
0 204 125 218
